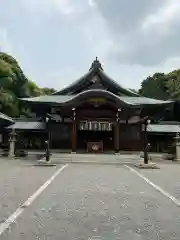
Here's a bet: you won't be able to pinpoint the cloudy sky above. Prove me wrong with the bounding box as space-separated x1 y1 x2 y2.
1 0 180 90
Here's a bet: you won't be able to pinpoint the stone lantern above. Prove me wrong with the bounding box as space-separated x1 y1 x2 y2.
174 133 180 161
8 129 17 159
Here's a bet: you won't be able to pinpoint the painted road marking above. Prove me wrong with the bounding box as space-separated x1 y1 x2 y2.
0 164 68 236
125 165 180 207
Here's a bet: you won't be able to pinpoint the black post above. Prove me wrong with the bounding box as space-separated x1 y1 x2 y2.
144 121 148 164
45 115 51 162
45 137 50 162
115 109 121 153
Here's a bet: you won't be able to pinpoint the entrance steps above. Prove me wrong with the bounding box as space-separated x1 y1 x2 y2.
28 151 163 164
48 153 143 164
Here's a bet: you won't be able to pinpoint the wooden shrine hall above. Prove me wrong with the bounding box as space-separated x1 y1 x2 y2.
8 58 172 153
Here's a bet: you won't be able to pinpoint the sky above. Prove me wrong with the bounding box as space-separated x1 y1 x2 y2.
1 0 180 91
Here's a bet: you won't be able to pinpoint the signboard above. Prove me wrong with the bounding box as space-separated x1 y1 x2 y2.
88 98 106 104
79 121 112 131
87 141 103 153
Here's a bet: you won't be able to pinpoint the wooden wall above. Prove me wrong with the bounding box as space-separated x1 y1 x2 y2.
119 123 142 151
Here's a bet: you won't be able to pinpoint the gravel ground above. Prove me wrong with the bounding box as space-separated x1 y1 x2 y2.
0 158 61 225
137 162 180 200
1 163 180 239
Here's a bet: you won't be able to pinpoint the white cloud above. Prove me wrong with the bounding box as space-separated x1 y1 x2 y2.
22 0 89 18
5 0 180 90
82 13 112 59
94 0 180 66
51 0 85 16
0 28 13 53
142 0 180 36
88 0 96 7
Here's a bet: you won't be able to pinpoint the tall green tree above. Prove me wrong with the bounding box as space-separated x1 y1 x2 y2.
139 73 169 100
139 70 180 100
0 52 56 117
166 70 180 99
41 87 56 95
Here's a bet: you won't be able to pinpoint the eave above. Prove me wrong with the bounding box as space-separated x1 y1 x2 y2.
20 89 173 107
7 121 45 130
0 112 14 124
147 124 180 133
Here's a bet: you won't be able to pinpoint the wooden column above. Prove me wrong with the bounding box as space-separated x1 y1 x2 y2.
139 122 144 150
114 109 121 153
114 123 120 152
72 108 77 153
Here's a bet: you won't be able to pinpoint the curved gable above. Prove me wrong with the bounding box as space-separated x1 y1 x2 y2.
52 58 139 97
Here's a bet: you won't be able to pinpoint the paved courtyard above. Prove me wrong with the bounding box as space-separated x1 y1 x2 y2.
0 156 180 239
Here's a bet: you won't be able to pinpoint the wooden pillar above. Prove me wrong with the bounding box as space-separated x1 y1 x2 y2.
140 120 146 150
72 108 77 153
114 109 121 153
114 123 120 152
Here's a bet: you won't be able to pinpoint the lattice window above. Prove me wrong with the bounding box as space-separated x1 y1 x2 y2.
79 121 113 131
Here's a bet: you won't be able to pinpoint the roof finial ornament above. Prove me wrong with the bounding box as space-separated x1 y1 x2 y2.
89 56 103 71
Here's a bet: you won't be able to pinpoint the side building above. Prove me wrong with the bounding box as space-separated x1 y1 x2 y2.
0 112 14 149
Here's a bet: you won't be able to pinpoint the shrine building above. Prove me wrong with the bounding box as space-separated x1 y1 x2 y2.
1 58 174 153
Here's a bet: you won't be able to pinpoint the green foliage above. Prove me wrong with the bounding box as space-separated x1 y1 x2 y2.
0 52 56 117
139 70 180 100
166 70 180 99
26 81 43 97
0 89 19 116
41 87 56 95
139 73 169 100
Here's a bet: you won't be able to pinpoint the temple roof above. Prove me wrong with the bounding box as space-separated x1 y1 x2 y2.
20 59 173 107
147 124 180 133
52 58 139 96
0 112 14 124
89 57 104 71
21 89 172 106
7 121 45 130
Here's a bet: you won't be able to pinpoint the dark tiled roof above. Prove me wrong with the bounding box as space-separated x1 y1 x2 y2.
21 90 172 106
20 95 72 104
0 112 14 123
98 68 139 96
52 68 95 95
7 121 45 130
52 59 139 97
147 124 180 133
118 96 172 105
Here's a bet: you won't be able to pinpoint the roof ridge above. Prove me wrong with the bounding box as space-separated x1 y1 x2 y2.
98 69 139 97
51 59 140 96
52 68 95 95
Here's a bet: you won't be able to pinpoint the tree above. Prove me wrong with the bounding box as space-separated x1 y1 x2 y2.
166 70 180 99
139 69 180 101
0 89 19 116
41 87 56 95
0 52 56 117
139 73 169 100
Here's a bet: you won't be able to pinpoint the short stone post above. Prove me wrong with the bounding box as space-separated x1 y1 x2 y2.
8 129 16 159
174 133 180 161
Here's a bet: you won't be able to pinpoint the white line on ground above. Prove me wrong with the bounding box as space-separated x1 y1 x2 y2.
0 164 68 236
125 165 180 207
